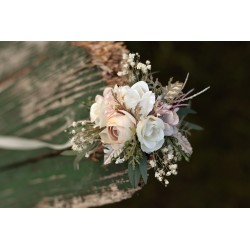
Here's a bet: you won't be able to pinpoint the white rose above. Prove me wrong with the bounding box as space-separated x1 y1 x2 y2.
99 110 136 149
124 81 155 116
136 115 165 153
90 95 106 128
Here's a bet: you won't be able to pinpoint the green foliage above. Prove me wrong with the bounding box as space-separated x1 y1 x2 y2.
166 137 191 162
178 108 203 134
81 96 95 110
121 139 148 187
128 164 141 188
148 77 164 97
139 153 148 184
61 150 78 156
184 121 203 131
0 42 139 207
61 149 93 169
177 107 197 119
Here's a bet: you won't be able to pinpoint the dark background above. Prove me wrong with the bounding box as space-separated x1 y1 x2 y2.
104 42 250 207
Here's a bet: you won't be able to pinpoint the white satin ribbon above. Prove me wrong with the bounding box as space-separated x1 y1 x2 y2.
0 136 71 150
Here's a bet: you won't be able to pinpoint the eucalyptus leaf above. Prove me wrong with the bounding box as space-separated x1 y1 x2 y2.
185 121 203 131
177 107 197 119
139 153 148 184
128 164 141 188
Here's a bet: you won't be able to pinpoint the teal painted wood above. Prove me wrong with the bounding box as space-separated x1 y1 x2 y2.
0 42 140 207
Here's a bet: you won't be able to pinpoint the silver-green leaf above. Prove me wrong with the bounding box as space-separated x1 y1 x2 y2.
139 153 148 184
177 107 197 119
128 164 141 188
185 121 203 131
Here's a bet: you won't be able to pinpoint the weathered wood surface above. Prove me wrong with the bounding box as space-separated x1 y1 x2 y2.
0 42 140 207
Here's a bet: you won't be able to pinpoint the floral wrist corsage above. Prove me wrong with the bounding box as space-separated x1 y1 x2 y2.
65 52 209 188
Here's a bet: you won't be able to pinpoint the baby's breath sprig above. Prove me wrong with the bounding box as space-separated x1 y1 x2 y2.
151 144 179 187
117 53 152 85
64 120 103 168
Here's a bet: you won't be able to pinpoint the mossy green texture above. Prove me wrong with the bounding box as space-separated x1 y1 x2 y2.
0 42 138 207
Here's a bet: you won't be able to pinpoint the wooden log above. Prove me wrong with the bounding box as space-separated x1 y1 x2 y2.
0 42 140 207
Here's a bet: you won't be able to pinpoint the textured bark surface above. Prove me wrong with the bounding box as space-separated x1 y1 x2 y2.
0 42 140 207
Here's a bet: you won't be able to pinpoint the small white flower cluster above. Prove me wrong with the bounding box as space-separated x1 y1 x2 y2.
155 170 170 187
162 145 178 176
67 121 87 135
117 53 151 80
115 157 126 164
136 61 151 74
149 159 157 168
67 120 95 156
153 145 179 187
70 132 87 152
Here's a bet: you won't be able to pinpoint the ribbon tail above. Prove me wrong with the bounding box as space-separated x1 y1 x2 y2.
0 136 71 151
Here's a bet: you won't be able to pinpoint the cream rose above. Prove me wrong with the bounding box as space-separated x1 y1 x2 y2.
124 81 155 116
99 110 136 149
90 95 106 128
90 86 120 128
113 84 130 105
136 115 165 153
